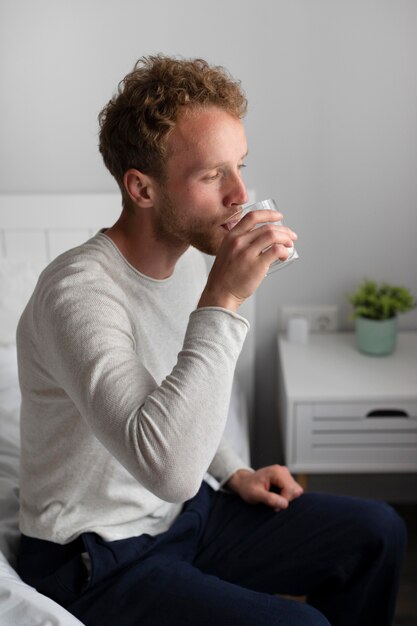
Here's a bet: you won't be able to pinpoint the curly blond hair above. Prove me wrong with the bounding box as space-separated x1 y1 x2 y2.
98 55 247 200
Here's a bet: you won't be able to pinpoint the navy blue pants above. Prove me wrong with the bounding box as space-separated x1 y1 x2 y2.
18 483 406 626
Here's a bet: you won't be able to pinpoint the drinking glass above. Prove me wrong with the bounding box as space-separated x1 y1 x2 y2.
231 198 299 274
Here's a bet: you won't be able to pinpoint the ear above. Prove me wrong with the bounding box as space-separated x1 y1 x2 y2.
123 169 157 208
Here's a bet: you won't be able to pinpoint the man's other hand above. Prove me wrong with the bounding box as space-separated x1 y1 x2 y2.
226 465 304 512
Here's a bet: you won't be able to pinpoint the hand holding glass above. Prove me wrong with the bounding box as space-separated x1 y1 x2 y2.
228 199 299 275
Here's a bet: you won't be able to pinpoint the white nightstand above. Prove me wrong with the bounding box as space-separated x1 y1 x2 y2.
277 332 417 487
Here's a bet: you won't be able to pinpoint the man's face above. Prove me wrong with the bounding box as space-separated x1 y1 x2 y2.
151 106 248 255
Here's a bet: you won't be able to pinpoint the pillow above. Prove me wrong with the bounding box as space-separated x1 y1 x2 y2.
0 551 85 626
0 259 45 346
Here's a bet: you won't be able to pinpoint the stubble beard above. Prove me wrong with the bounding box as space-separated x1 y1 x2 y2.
153 189 224 257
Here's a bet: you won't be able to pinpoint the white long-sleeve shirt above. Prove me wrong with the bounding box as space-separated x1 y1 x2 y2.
17 232 250 544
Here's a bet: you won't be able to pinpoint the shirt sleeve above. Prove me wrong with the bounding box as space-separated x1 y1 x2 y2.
33 271 250 504
208 434 253 487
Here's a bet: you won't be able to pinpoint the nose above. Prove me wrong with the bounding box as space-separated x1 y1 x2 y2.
224 172 248 208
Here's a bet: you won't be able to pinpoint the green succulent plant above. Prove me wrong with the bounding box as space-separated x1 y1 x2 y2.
348 279 416 321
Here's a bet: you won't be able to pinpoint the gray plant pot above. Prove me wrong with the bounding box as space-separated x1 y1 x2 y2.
355 316 398 356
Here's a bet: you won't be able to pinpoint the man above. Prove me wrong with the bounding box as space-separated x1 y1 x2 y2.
17 55 405 626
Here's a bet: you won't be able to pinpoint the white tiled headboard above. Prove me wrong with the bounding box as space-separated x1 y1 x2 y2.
0 193 121 264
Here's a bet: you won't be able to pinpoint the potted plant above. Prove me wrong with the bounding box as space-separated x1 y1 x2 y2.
348 279 416 355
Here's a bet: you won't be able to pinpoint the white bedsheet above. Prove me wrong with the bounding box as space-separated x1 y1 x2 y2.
0 552 84 626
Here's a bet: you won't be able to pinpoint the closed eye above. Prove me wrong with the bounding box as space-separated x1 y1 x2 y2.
203 163 246 182
203 172 221 181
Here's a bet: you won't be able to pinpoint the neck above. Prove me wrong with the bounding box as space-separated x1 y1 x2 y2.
105 208 188 280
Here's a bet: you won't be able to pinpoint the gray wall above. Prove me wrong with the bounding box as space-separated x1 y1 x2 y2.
2 0 417 488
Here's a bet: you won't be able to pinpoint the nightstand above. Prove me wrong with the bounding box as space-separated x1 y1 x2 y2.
277 332 417 488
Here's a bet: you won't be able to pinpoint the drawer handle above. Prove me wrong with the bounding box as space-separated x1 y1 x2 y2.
366 409 409 418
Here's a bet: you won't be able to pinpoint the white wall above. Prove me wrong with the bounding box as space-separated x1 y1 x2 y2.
1 0 417 476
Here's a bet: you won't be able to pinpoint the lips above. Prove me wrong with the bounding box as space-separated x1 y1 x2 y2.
221 208 244 231
221 220 240 231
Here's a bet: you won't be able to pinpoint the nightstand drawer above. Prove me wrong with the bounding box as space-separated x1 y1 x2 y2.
292 402 417 472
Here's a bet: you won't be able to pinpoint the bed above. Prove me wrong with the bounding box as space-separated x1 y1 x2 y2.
0 193 255 625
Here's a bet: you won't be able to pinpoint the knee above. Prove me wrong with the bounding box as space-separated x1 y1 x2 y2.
358 500 407 557
290 602 331 626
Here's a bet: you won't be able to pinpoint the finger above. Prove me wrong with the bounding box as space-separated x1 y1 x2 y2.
230 209 284 234
240 226 297 259
280 484 304 502
260 244 293 269
264 465 302 498
264 490 289 512
244 242 293 271
252 486 289 511
248 228 297 251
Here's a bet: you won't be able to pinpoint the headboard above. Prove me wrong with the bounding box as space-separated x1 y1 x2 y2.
0 193 121 263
